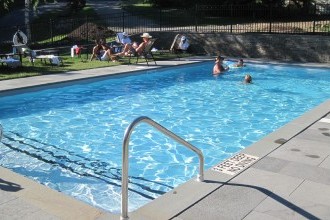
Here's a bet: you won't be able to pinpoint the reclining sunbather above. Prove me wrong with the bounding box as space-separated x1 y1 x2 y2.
115 33 152 57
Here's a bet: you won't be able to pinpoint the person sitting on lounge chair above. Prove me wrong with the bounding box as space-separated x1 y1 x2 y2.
113 32 132 53
118 32 132 45
116 33 152 57
178 35 189 51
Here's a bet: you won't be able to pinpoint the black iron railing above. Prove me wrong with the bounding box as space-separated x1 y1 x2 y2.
0 4 329 49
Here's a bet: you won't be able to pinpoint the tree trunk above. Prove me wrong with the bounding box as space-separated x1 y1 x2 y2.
25 0 31 41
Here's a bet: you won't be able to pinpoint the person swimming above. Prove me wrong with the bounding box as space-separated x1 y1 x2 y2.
234 59 245 67
244 74 252 84
213 56 229 75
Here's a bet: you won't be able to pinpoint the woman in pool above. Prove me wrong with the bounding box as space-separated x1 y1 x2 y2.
234 59 245 67
213 56 229 75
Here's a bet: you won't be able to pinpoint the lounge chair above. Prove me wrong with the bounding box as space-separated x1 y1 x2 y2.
0 52 21 68
12 30 63 66
157 34 190 59
13 29 28 45
0 56 21 68
104 32 133 55
114 32 132 53
170 34 190 55
129 38 157 66
13 44 63 66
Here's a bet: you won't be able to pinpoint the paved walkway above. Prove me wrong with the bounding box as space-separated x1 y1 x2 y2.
0 59 330 220
86 0 157 32
86 0 123 16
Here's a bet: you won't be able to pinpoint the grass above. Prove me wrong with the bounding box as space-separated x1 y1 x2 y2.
0 1 186 81
0 55 116 80
0 52 185 81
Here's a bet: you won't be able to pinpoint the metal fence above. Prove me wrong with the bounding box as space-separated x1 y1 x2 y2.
1 3 329 49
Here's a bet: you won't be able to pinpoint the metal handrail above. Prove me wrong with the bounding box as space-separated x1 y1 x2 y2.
0 124 3 141
121 116 204 220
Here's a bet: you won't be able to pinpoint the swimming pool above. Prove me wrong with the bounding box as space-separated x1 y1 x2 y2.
0 61 329 213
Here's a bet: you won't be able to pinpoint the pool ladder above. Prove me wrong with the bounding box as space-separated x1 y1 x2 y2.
0 124 3 141
121 116 205 220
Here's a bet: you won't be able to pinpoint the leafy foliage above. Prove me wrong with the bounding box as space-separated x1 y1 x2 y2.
68 0 86 12
147 0 191 8
145 0 314 8
0 0 87 16
0 0 13 9
0 0 14 13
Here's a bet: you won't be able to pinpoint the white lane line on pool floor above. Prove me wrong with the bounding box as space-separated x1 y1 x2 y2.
212 153 259 176
319 118 330 123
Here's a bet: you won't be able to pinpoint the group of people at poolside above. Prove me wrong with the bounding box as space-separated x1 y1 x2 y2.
89 32 153 62
89 32 252 83
213 56 252 84
90 38 114 62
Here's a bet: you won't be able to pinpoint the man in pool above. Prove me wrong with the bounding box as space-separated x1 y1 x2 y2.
213 56 229 75
244 74 252 84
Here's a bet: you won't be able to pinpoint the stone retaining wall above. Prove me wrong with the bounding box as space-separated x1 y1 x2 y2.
144 32 330 63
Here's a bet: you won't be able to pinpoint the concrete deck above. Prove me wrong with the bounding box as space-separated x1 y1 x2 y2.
0 58 329 220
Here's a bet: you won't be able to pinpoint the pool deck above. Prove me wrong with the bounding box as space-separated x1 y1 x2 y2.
0 58 329 220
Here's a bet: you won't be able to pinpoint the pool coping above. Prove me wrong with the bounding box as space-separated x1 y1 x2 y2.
129 99 330 220
0 57 206 96
0 57 329 220
1 56 329 95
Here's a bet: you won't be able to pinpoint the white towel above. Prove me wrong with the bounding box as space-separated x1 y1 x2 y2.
49 55 61 66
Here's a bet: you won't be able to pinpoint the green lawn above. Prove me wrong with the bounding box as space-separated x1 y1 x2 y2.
0 1 185 81
0 52 184 81
0 55 116 80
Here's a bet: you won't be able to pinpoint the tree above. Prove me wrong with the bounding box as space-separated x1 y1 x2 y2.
0 0 13 10
23 0 40 40
0 0 14 15
69 0 86 10
25 0 31 40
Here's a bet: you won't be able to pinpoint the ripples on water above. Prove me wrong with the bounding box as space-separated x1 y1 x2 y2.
0 61 329 212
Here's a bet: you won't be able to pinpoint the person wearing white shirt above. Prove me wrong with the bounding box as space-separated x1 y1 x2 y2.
120 32 132 44
178 35 189 51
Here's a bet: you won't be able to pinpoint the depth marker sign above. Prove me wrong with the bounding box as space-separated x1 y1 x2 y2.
212 153 259 175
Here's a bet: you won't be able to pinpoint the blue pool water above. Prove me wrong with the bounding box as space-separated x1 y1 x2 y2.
0 61 329 213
